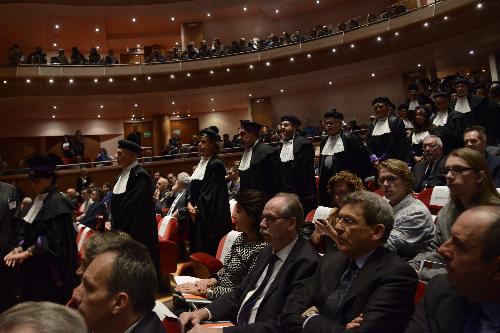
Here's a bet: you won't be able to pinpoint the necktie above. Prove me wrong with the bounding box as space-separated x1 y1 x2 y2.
324 261 359 319
237 254 279 325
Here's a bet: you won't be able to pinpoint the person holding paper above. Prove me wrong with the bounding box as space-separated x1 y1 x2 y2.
409 148 500 281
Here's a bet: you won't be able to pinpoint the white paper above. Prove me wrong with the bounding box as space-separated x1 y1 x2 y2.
153 300 178 320
158 217 171 237
174 275 201 285
313 206 333 221
429 186 450 206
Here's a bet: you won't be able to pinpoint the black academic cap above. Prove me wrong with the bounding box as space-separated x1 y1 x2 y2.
240 120 263 133
118 139 142 155
433 92 451 99
281 114 301 127
398 104 408 110
453 77 471 86
26 154 58 177
407 83 419 90
208 125 219 134
323 109 344 120
372 97 394 107
200 127 218 141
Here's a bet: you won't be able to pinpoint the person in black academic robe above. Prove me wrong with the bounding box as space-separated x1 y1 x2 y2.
280 115 317 214
187 128 232 256
0 181 19 312
111 140 160 279
238 120 294 198
318 110 369 206
4 155 78 305
366 97 410 164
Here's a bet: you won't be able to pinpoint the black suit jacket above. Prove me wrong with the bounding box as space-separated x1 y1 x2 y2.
404 275 469 333
130 311 167 333
239 141 294 197
318 130 369 206
205 237 320 333
282 247 418 333
485 151 500 187
412 156 446 192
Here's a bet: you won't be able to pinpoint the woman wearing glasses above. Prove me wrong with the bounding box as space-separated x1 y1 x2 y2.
410 147 500 280
187 127 232 256
378 159 435 260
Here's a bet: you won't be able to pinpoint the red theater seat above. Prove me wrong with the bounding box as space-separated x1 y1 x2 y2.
416 187 443 215
157 216 179 274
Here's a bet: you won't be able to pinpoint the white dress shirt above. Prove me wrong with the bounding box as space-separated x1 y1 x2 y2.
191 156 210 180
321 134 344 155
239 140 259 171
371 117 391 136
23 193 49 224
113 161 138 194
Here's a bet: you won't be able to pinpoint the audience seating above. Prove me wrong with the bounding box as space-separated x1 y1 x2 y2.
157 216 179 274
414 280 428 304
162 317 182 333
416 186 449 215
75 223 94 261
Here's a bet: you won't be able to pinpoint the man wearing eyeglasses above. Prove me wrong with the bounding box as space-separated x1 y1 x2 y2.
179 193 319 333
282 191 417 333
412 135 447 192
318 110 369 206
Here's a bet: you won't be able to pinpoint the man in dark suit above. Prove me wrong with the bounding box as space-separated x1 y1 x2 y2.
463 125 500 187
404 205 500 333
238 120 294 197
179 193 320 333
77 237 166 333
412 135 446 192
282 191 418 333
280 114 317 214
318 110 369 206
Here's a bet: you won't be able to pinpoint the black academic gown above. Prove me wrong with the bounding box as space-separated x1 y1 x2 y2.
15 187 78 304
429 110 464 154
281 135 317 214
0 182 19 312
188 157 232 256
111 164 160 276
239 141 294 197
318 131 369 206
366 116 410 163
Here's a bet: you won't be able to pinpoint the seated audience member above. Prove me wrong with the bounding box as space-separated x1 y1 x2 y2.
76 168 92 194
145 50 166 63
412 135 447 192
463 125 500 187
77 237 166 333
77 188 93 215
176 190 268 300
410 105 433 162
65 187 79 209
88 47 101 64
179 193 320 333
404 206 500 333
0 301 87 333
223 134 234 149
282 191 418 333
61 135 73 163
154 177 171 215
409 148 500 280
102 182 112 206
7 44 23 65
79 188 106 229
227 167 241 201
70 47 86 65
311 171 365 253
95 147 111 162
378 159 435 259
27 46 47 64
51 48 68 64
104 50 119 64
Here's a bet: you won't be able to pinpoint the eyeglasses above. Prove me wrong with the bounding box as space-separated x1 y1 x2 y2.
334 216 356 228
324 120 342 127
440 167 478 176
422 143 439 149
261 214 291 224
377 175 399 185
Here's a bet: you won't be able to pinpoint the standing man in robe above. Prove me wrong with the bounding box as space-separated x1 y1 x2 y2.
280 115 317 214
238 120 294 197
110 140 160 281
318 110 369 206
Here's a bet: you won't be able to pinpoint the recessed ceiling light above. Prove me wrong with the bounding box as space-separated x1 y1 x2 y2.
417 63 422 67
108 78 113 82
476 3 483 9
147 76 151 80
52 114 56 118
248 93 252 97
53 105 57 109
350 44 355 48
132 17 136 22
94 78 98 83
243 7 247 11
376 36 382 42
136 44 140 48
275 9 279 14
53 42 57 47
443 16 449 21
132 114 135 117
132 77 137 81
210 98 215 101
96 46 100 50
26 79 31 83
307 53 311 58
49 79 54 83
290 57 294 62
54 24 60 29
329 81 333 85
69 78 74 83
316 0 320 4
186 73 191 77
170 74 175 79
332 48 337 53
97 114 101 118
265 61 271 66
134 104 138 107
371 73 376 77
95 27 100 32
3 80 7 84
424 22 429 27
207 13 211 17
100 105 104 109
394 31 400 37
226 68 230 72
171 17 175 21
249 64 254 69
482 69 486 72
171 101 175 105
280 89 284 93
209 70 214 74
469 50 475 55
